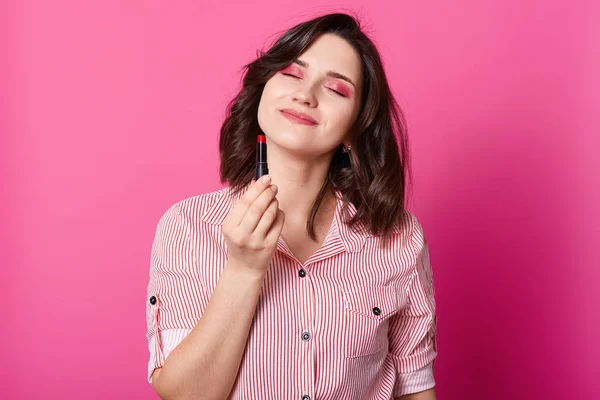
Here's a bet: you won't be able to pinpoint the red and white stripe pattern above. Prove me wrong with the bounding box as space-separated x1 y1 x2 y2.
146 185 437 399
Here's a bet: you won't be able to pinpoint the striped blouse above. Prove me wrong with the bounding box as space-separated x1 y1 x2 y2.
145 185 438 399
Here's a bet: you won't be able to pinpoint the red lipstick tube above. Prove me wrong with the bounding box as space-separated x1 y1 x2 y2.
255 134 268 180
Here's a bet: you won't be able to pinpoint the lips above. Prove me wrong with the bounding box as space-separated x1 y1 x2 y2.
279 109 318 125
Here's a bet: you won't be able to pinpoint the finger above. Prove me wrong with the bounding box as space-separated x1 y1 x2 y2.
227 176 272 228
237 183 278 234
265 208 285 245
253 198 279 238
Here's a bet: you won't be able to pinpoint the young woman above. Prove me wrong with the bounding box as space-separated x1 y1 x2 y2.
145 12 438 400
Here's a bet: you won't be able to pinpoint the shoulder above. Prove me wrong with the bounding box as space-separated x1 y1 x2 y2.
157 186 232 229
386 208 426 243
405 209 426 243
400 209 427 254
376 209 428 266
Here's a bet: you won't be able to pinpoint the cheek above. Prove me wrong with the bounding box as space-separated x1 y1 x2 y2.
324 104 356 130
266 74 293 94
257 88 275 131
257 81 289 133
261 79 278 101
257 81 280 115
316 107 356 147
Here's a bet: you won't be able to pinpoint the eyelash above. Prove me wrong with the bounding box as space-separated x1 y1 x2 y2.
281 72 346 97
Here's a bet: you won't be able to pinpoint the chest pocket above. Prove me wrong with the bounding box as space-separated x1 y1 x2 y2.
339 284 407 358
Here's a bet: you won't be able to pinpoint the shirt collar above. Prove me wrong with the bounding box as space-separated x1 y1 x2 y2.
199 184 386 254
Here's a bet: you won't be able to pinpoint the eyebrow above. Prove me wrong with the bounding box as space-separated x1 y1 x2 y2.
293 59 357 89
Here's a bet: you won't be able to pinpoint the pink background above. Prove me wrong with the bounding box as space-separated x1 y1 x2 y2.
1 1 598 399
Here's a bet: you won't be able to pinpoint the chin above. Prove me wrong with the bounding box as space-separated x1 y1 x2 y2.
272 129 313 147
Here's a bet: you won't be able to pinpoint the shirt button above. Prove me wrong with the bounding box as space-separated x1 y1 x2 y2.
372 307 381 316
298 269 306 278
301 332 311 341
302 396 310 400
149 296 157 305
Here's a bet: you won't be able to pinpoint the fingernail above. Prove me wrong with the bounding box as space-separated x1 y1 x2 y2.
261 175 271 184
271 184 278 193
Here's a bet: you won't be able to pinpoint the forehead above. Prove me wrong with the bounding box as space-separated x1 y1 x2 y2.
296 33 361 86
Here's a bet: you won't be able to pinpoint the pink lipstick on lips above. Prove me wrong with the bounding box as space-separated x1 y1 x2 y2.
255 134 268 180
279 109 318 126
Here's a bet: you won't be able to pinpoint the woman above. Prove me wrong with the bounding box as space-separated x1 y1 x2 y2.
145 12 438 400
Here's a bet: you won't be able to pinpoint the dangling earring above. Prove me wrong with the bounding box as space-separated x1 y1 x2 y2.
341 143 352 169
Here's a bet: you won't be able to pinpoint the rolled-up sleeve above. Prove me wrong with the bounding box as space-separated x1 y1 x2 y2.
145 202 206 384
388 216 438 396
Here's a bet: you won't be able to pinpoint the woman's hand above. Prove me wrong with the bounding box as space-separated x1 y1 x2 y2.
222 175 285 278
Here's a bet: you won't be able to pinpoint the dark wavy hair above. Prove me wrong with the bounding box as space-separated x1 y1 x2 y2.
219 12 413 248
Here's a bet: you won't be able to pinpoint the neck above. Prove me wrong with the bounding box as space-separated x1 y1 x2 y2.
265 146 336 225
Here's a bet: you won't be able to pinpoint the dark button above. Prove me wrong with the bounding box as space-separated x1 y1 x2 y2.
302 396 310 400
372 307 381 316
301 332 311 341
298 269 306 278
149 296 157 305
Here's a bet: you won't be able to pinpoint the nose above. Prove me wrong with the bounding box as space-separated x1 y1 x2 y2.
292 84 317 107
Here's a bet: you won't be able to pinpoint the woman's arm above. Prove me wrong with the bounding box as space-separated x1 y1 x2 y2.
152 261 266 400
151 177 284 400
394 387 437 400
387 214 438 396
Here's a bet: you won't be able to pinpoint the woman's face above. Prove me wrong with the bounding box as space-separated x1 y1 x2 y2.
257 33 362 158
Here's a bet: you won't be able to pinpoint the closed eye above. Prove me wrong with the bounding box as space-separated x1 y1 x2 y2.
282 72 346 97
328 88 346 97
